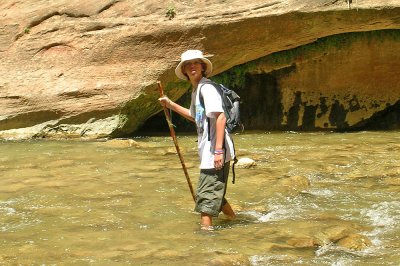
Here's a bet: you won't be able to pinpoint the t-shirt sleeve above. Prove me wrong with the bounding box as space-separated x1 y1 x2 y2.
200 84 223 118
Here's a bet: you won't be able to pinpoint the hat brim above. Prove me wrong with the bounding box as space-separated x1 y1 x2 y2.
175 57 213 80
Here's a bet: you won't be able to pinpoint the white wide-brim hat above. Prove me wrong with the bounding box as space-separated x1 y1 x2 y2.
175 50 213 80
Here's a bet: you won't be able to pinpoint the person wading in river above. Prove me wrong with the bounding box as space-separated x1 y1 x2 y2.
158 50 236 230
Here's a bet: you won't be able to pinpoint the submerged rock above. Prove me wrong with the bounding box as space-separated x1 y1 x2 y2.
278 175 310 193
314 225 372 251
209 254 250 266
337 233 372 251
154 146 189 156
383 177 400 186
102 139 140 148
319 226 355 243
286 237 318 248
236 158 256 168
166 147 178 155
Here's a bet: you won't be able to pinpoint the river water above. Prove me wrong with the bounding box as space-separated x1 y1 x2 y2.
0 131 399 265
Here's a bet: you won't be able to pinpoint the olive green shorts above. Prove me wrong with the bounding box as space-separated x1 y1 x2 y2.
194 162 230 217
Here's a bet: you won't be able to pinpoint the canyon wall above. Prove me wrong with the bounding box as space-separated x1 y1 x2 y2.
0 0 399 139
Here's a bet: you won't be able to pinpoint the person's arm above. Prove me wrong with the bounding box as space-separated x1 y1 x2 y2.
213 111 226 170
159 96 194 122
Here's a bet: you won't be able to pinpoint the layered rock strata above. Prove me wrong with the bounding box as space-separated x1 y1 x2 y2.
0 0 399 138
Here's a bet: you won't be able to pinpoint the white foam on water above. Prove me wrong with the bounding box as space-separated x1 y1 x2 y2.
361 201 400 228
314 233 390 266
0 199 19 216
237 210 264 222
331 259 351 266
315 243 335 257
356 201 400 262
0 206 16 215
307 188 336 197
258 204 297 222
258 211 276 223
239 201 299 223
249 254 293 266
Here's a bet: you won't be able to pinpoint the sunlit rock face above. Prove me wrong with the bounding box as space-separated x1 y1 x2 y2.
0 0 399 139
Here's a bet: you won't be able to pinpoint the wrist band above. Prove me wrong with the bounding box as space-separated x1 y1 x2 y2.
214 149 224 155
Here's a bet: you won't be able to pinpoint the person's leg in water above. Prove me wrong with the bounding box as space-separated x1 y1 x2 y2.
200 213 213 230
197 164 235 230
200 202 235 230
222 201 236 220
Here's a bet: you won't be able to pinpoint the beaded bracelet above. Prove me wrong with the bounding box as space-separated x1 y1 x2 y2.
214 149 224 155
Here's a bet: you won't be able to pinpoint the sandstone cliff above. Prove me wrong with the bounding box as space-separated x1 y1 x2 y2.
0 0 399 139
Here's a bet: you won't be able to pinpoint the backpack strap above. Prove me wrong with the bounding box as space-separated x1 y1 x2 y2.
199 83 217 142
232 157 237 184
230 139 238 184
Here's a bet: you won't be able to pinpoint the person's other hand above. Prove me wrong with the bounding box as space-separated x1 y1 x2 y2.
214 154 224 170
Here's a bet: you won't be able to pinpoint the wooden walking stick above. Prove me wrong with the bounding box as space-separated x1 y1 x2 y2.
157 81 196 202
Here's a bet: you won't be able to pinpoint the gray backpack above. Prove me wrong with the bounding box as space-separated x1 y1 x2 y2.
199 81 243 133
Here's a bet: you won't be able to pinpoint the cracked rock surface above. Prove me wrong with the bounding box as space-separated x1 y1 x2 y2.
0 0 399 139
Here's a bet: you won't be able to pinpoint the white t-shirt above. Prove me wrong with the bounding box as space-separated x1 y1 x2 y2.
189 77 235 169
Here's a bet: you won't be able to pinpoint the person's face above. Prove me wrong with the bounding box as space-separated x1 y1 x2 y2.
182 59 204 81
